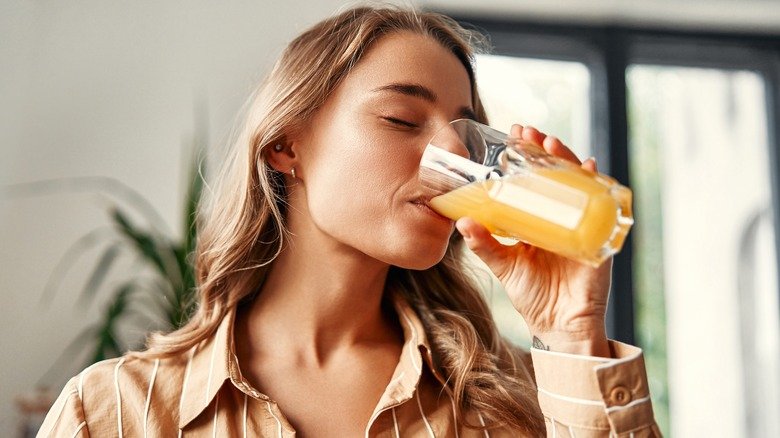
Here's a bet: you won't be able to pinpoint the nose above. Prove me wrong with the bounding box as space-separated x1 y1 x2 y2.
429 123 471 161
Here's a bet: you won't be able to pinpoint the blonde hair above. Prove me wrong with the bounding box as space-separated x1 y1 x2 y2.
141 5 543 434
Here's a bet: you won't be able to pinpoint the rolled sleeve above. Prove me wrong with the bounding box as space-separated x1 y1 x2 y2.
530 340 661 437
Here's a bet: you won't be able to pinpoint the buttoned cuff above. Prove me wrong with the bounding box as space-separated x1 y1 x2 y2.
530 340 656 435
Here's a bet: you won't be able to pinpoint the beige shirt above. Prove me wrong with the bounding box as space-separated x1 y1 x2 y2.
38 292 661 437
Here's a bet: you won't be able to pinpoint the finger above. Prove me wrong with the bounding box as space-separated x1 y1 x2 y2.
520 126 546 148
582 156 598 172
455 217 511 272
510 124 523 138
543 135 581 165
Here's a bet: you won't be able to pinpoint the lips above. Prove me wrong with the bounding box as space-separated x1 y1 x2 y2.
409 196 452 223
410 195 432 205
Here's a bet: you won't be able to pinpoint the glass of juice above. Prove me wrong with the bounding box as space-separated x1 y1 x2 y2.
419 119 633 267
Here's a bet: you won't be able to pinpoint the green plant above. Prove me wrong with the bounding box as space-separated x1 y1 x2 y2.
5 144 205 379
79 156 203 363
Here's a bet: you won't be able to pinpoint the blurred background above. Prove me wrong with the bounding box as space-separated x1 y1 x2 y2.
1 1 779 436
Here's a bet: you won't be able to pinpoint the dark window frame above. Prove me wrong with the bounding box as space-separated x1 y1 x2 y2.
448 16 780 344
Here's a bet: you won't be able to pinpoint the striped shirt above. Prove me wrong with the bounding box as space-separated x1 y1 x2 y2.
38 292 661 437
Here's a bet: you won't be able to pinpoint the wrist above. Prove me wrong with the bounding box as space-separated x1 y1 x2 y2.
531 329 611 358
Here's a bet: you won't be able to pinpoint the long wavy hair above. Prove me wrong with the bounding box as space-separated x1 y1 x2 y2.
140 5 544 434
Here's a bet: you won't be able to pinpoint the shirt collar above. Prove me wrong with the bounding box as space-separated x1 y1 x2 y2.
367 291 439 423
178 290 440 429
177 307 238 428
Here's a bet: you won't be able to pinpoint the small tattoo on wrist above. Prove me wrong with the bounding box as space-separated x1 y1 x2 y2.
532 336 550 351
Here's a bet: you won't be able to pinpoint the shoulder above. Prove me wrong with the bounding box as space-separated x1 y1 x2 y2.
76 350 192 398
37 375 85 437
75 350 193 421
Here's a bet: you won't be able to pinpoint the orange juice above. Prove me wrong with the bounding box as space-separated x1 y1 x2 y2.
429 166 633 266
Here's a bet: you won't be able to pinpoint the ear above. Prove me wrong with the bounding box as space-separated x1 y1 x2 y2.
264 137 299 175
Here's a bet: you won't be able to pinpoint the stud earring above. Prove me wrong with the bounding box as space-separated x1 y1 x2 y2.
273 144 283 152
291 167 297 179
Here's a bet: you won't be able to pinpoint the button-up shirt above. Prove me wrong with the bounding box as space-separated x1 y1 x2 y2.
38 292 661 437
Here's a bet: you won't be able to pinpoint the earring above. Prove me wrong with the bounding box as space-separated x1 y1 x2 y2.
273 144 283 152
291 167 297 179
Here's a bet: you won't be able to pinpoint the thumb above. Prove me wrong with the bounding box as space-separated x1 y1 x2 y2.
456 217 511 274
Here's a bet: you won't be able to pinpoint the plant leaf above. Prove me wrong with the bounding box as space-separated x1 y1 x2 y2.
36 326 99 387
1 175 172 236
89 281 137 362
38 227 116 307
183 156 204 260
110 209 170 278
76 243 122 307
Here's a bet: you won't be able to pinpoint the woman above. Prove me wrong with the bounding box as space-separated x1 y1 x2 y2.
39 5 660 437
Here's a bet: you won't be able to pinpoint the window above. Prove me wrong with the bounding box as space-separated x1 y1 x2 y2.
456 16 780 437
475 54 591 158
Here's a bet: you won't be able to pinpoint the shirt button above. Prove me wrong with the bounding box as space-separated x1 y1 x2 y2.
609 386 631 406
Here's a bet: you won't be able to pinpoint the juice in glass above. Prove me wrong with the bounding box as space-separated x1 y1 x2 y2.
420 119 633 267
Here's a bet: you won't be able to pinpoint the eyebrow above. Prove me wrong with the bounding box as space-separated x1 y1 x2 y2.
374 83 436 102
372 82 477 120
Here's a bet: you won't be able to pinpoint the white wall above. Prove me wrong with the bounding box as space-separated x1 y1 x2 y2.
0 0 364 432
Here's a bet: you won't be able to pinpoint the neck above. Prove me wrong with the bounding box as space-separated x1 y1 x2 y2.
240 212 399 366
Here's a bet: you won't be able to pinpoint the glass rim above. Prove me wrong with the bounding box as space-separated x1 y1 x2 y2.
427 118 510 165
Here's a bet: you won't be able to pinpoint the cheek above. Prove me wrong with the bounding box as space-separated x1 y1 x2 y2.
303 129 401 231
301 119 451 266
304 123 418 217
306 171 387 229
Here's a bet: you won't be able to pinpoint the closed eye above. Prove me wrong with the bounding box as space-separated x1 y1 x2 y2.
383 117 418 129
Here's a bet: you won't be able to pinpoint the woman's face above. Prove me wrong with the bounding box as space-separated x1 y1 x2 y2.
292 31 474 270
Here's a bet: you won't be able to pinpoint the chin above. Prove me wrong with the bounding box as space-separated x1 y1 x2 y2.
385 238 450 270
394 257 443 271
